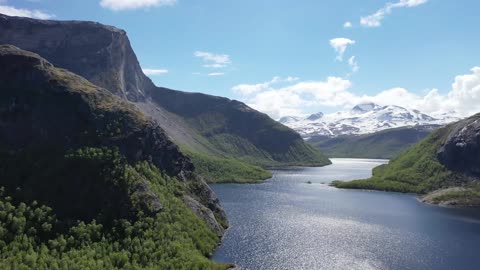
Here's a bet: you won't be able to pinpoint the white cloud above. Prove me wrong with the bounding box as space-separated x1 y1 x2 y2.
0 5 54 19
237 76 353 119
343 21 352 28
329 38 355 61
234 67 480 119
194 51 231 68
100 0 177 11
361 0 428 27
208 72 225 76
348 56 359 73
232 76 299 95
203 63 225 68
142 68 168 75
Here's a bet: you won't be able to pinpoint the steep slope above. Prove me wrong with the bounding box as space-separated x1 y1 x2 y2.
0 14 331 181
281 102 458 138
309 125 438 159
0 45 230 268
332 113 480 206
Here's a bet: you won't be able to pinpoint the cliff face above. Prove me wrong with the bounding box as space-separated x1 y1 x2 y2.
0 14 153 102
0 45 226 234
437 115 480 177
0 14 330 168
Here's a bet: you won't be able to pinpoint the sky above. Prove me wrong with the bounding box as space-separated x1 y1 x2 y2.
2 0 480 119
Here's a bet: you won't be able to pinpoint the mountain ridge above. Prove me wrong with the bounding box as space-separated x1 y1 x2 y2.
0 14 331 178
280 102 459 138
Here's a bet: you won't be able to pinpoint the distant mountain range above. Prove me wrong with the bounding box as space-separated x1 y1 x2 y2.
280 102 460 138
308 125 438 159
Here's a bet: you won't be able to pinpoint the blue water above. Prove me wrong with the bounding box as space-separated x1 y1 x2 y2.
212 159 480 270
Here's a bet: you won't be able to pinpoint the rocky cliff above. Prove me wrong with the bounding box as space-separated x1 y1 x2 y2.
437 115 480 177
0 14 152 101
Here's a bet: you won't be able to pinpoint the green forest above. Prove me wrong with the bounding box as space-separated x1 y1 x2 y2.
0 147 231 270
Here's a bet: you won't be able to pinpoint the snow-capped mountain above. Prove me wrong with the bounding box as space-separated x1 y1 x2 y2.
280 102 460 138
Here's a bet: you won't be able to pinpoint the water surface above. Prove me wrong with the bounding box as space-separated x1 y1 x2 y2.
212 158 480 270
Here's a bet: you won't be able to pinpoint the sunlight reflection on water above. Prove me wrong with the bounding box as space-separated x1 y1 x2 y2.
212 159 480 270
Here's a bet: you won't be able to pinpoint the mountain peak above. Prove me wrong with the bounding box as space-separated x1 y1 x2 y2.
279 116 301 124
351 102 379 113
307 112 324 121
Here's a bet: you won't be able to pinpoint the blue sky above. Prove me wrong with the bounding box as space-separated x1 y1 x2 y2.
2 0 480 118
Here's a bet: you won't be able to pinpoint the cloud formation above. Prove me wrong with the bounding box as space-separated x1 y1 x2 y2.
100 0 177 11
233 67 480 119
194 51 231 68
360 0 428 27
142 68 168 75
0 4 53 19
232 76 299 95
343 21 352 28
348 56 359 73
208 72 225 76
329 38 355 61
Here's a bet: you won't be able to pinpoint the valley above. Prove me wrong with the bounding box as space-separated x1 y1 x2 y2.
0 1 480 269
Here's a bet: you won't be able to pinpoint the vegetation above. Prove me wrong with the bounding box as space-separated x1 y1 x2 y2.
149 88 331 169
330 126 452 193
308 126 434 159
0 147 231 270
186 151 272 183
331 123 478 201
0 46 231 269
181 134 330 184
421 185 480 206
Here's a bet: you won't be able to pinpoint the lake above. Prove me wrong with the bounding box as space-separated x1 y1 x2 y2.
212 158 480 270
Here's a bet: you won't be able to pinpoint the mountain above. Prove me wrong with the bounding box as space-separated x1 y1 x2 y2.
332 113 480 206
309 125 438 159
0 14 330 183
0 45 231 269
281 102 458 138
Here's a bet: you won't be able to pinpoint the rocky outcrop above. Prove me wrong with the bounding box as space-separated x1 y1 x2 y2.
437 114 480 177
0 14 153 102
184 195 224 237
421 187 480 207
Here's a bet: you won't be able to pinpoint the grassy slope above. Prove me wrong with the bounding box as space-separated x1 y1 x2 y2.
183 136 331 183
308 126 434 159
331 126 460 193
331 121 480 205
186 150 272 183
180 132 330 184
149 89 331 183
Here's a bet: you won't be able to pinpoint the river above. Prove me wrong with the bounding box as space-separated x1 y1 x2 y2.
212 158 480 270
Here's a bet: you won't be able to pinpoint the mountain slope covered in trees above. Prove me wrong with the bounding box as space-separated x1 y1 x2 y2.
0 45 230 269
